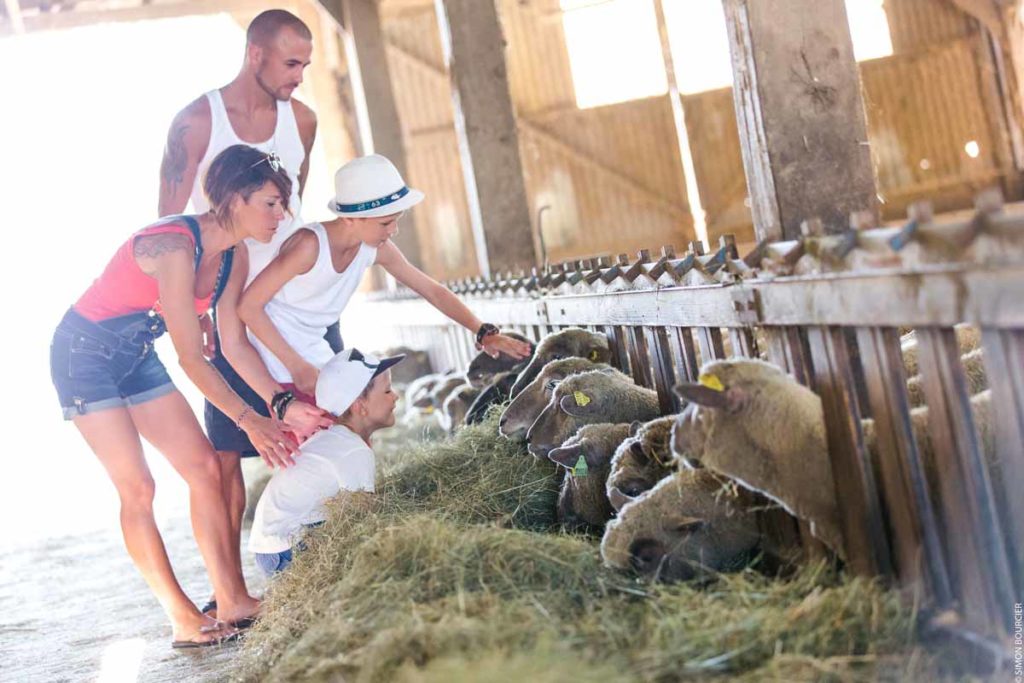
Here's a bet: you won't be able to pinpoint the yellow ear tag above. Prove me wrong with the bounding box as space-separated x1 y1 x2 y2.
573 390 591 407
698 374 725 392
589 350 599 361
423 405 435 414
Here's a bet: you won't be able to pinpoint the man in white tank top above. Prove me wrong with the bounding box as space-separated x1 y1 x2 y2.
157 9 325 618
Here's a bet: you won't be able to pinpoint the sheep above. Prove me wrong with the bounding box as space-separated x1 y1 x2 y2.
526 370 660 460
905 348 988 408
405 373 445 413
547 423 632 532
499 358 618 440
671 358 845 559
900 324 980 378
381 346 433 389
441 384 482 433
465 332 533 388
600 469 762 582
465 370 520 425
606 416 678 512
508 328 613 398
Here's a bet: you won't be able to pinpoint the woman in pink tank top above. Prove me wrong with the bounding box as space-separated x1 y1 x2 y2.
49 145 330 648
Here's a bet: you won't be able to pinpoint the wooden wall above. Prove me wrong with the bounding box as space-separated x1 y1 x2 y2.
376 0 1020 279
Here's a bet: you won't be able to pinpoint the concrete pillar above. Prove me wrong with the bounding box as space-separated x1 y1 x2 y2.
341 0 425 270
435 0 537 277
722 0 878 241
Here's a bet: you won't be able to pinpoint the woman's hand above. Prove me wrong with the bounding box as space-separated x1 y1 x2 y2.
290 361 320 397
283 400 334 442
481 333 532 360
241 414 299 469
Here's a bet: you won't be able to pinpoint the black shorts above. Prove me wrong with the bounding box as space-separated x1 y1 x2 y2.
205 320 343 456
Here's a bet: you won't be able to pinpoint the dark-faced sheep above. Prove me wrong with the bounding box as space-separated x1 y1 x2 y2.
499 358 617 440
601 469 762 582
527 370 660 459
548 423 632 532
672 358 845 559
465 332 534 389
465 371 520 425
509 328 613 398
606 416 678 512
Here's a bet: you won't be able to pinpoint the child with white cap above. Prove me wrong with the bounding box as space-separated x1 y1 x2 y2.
237 154 531 409
247 347 404 575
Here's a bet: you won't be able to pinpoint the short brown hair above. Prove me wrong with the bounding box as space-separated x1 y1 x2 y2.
202 144 292 227
247 9 311 46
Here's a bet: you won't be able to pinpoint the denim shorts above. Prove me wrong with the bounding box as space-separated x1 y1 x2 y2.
204 320 343 457
254 548 294 576
50 308 175 420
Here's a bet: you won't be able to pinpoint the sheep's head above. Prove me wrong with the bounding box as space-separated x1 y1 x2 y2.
525 369 634 459
405 373 443 411
429 375 468 411
600 471 761 583
606 416 676 511
550 423 630 531
672 358 825 465
499 358 610 440
465 332 533 388
509 328 612 397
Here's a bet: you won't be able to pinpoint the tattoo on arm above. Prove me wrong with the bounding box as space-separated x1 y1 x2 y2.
133 233 192 259
161 122 190 195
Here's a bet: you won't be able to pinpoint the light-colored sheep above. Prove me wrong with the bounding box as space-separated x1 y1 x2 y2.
441 384 482 433
405 373 445 412
606 416 678 511
900 324 980 378
672 358 845 559
509 328 612 398
465 332 533 389
527 370 660 460
906 347 987 408
429 374 468 412
600 469 762 582
548 423 632 532
499 358 618 440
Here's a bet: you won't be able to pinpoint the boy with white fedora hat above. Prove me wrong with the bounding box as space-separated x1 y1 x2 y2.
248 347 404 575
238 153 531 409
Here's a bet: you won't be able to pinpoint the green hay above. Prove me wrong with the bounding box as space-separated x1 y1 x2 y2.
234 411 963 683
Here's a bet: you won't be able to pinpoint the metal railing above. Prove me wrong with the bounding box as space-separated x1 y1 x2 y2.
371 192 1024 655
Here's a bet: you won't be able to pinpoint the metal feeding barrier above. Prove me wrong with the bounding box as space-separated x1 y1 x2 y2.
369 189 1023 661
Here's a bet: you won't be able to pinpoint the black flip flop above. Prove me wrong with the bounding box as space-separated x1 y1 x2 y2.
229 616 258 630
171 630 241 650
199 599 217 616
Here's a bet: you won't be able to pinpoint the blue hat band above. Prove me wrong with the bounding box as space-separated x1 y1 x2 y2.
334 186 410 214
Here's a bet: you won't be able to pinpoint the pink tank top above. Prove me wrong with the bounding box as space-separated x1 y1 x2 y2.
74 221 213 322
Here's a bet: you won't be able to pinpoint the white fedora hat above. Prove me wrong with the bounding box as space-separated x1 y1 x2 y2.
327 154 425 218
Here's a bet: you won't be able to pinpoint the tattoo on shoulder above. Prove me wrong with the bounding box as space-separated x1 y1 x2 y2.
134 233 192 259
161 121 190 191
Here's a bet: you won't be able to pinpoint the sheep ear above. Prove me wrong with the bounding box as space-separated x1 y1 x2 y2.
548 444 581 468
628 420 644 437
674 383 730 409
559 394 590 417
674 517 706 534
629 440 648 464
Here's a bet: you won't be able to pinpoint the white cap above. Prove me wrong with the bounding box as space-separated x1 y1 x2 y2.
327 154 425 218
316 348 405 416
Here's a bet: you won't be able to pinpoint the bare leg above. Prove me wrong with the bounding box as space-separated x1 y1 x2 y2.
203 451 246 614
72 407 227 643
129 391 259 624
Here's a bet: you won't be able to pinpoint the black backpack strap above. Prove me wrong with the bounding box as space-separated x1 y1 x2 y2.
211 247 235 309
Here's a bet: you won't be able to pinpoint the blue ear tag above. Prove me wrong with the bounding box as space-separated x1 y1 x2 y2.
572 455 589 478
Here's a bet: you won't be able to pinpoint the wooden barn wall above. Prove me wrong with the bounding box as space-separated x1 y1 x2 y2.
377 0 1017 280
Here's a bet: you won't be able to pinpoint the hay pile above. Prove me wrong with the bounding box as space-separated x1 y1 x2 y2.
234 412 960 682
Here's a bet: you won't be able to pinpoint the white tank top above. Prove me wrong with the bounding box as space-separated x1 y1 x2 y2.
249 223 379 382
189 89 306 284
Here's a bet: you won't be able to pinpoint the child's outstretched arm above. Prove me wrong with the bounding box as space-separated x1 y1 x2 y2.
376 241 532 359
239 228 323 395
